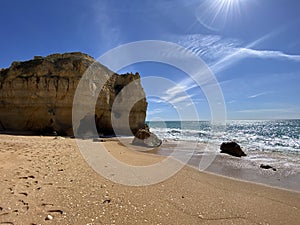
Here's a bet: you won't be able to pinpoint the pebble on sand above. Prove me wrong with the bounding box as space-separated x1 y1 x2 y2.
45 215 53 220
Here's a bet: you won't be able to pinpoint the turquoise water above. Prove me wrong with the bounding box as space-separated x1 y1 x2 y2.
147 120 300 154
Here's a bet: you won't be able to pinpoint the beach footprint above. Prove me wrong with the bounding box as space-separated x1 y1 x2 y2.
47 209 63 215
18 192 28 197
43 209 64 221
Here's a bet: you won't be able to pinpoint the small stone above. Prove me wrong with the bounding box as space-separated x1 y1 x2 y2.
56 136 65 140
45 215 53 220
260 164 277 171
198 214 204 219
93 138 104 142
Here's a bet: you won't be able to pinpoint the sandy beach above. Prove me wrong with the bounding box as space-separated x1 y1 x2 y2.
0 134 300 225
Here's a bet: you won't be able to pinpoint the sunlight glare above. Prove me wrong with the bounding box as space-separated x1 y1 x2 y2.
195 0 246 31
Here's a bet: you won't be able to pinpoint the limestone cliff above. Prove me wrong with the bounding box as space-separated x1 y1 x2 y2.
0 52 147 136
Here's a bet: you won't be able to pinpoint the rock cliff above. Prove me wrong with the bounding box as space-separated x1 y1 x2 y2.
0 52 147 136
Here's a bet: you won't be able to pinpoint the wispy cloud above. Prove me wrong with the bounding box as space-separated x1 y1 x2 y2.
176 34 240 62
158 34 254 97
238 108 287 113
160 32 300 105
232 106 300 119
247 91 272 99
238 48 300 61
164 83 197 99
227 100 236 104
175 33 300 74
168 94 193 104
237 107 300 114
147 96 164 104
147 85 197 111
147 108 165 116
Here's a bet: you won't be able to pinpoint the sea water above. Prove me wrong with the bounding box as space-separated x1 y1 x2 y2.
148 120 300 154
147 120 300 181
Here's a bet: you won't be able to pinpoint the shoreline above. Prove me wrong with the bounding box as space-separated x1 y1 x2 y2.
151 140 300 192
0 134 299 224
120 138 300 192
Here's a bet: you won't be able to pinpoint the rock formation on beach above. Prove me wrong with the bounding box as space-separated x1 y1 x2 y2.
220 141 247 157
260 164 277 171
0 52 147 136
132 125 162 148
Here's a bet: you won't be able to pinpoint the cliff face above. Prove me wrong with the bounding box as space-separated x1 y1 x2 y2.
0 52 147 136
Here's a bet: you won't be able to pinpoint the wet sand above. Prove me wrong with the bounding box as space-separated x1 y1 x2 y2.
0 135 300 224
156 141 300 192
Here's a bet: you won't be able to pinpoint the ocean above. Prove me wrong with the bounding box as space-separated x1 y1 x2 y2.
148 120 300 154
147 120 300 190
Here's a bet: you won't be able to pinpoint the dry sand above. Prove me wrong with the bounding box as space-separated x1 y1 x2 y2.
0 134 299 225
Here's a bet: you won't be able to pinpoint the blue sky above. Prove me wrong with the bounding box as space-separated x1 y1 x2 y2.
1 0 300 120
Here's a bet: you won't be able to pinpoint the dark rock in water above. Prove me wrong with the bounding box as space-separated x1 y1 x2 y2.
132 127 162 148
260 164 277 171
220 142 247 157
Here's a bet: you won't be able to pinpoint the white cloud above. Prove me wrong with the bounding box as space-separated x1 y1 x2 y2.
155 32 300 120
164 85 186 98
158 32 300 111
238 108 283 113
175 33 300 74
168 94 194 104
231 107 300 119
148 93 196 111
237 107 299 114
147 108 165 116
227 100 236 104
147 97 164 104
238 48 300 61
247 91 272 99
177 34 240 62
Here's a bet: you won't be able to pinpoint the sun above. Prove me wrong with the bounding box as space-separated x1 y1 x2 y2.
195 0 245 31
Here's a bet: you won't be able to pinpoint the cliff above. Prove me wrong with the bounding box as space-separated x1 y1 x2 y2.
0 52 147 136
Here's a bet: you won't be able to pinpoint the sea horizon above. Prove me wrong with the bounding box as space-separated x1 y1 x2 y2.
147 118 300 122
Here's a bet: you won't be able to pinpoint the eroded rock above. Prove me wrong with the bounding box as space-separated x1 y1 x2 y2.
132 127 162 148
220 141 247 157
0 52 147 136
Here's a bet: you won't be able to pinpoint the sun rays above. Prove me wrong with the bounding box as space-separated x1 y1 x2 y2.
195 0 246 31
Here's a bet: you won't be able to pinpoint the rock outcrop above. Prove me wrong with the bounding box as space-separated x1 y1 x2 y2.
132 126 162 148
260 164 277 171
220 141 247 157
0 52 147 136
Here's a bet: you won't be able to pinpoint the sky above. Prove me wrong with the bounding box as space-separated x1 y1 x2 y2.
1 0 300 121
